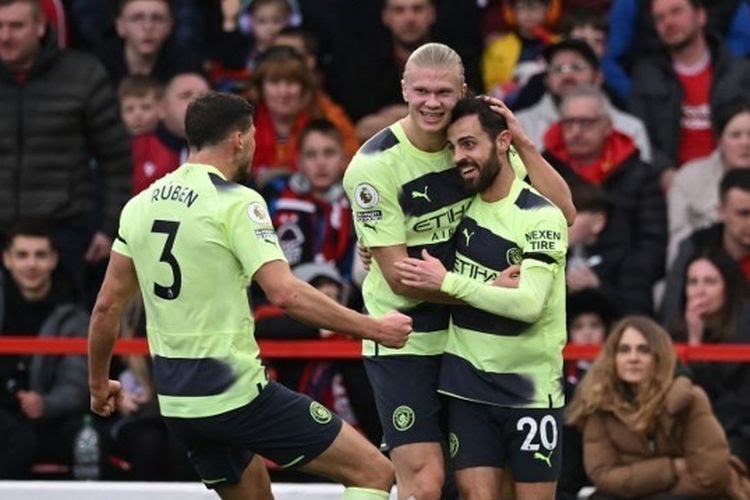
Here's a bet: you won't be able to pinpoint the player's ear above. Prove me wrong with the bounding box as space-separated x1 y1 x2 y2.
495 129 512 153
460 82 467 98
401 78 408 103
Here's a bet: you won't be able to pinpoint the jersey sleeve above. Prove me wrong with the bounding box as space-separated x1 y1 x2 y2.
519 205 568 271
225 190 287 279
112 198 135 258
343 153 406 248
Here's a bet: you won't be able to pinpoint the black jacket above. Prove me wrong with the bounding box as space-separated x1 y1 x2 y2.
0 33 131 237
545 150 667 315
628 35 750 170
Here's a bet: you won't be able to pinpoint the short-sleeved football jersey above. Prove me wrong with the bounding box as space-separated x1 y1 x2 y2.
438 178 568 409
344 123 467 356
113 163 286 418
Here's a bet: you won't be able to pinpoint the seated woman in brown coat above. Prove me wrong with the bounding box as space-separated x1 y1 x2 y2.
566 315 750 500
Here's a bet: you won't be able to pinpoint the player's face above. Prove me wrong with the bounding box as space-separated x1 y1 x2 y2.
447 114 503 194
3 235 57 298
402 64 464 135
116 0 172 57
720 111 750 169
569 313 606 345
263 77 305 119
299 131 345 195
685 258 725 317
120 92 160 136
615 327 654 385
719 188 750 253
0 2 44 71
560 95 611 162
544 49 598 98
652 0 705 51
160 74 210 137
251 3 289 50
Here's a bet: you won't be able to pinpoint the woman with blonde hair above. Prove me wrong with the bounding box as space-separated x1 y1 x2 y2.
566 315 750 499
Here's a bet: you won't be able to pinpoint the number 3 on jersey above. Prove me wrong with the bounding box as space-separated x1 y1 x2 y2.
151 220 182 300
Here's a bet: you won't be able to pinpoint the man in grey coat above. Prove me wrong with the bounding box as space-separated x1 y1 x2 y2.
0 221 90 478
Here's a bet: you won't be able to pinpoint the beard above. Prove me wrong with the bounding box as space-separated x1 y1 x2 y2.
460 147 502 195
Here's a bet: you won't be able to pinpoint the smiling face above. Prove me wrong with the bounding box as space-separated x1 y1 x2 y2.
447 114 507 194
615 327 655 385
3 235 57 300
402 63 464 136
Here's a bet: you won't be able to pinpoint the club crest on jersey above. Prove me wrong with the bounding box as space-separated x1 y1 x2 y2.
354 183 379 209
506 247 523 266
247 202 270 224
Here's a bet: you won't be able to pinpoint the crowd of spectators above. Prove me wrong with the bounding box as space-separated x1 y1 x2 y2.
2 0 750 494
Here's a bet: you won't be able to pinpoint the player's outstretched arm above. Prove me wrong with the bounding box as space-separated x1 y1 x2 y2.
254 260 412 348
482 96 576 225
89 251 140 417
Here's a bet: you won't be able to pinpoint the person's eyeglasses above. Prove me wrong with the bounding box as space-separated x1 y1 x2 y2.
560 116 605 129
548 63 590 75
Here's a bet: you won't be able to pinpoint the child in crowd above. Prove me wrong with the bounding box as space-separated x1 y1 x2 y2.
482 0 558 102
117 75 162 136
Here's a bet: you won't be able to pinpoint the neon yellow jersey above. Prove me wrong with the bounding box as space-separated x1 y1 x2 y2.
344 122 464 356
438 178 568 409
344 121 529 357
113 163 286 418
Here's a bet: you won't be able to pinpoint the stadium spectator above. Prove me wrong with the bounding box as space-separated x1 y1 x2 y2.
629 0 750 188
268 119 355 278
566 315 750 499
117 75 162 137
668 99 750 265
0 0 131 302
544 86 666 314
131 71 210 194
248 46 357 189
95 0 202 86
481 0 558 102
0 222 89 479
271 28 360 162
558 288 618 500
669 249 750 469
566 183 609 297
516 39 652 162
662 169 750 325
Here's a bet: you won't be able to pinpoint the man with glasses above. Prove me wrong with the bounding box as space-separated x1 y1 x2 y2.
517 38 652 163
95 0 202 86
543 85 666 315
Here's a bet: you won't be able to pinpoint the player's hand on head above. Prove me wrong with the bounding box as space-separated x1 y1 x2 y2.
375 311 412 348
90 379 123 417
394 249 447 290
478 95 533 149
494 264 520 288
